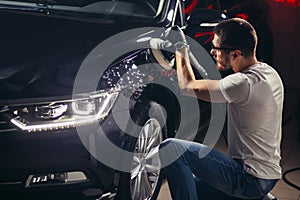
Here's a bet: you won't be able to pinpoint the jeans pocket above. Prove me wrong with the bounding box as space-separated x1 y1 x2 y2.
256 178 278 195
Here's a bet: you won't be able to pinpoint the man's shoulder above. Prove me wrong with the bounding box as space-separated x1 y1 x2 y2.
245 62 278 75
221 71 249 84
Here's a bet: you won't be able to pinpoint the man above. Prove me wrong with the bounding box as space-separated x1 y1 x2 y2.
159 18 283 199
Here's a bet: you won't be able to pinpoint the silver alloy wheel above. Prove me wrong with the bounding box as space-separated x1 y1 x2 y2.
130 118 163 200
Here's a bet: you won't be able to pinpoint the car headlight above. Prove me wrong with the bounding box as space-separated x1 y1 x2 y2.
10 90 119 132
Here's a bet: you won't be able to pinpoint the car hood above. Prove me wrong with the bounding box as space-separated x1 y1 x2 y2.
0 10 158 101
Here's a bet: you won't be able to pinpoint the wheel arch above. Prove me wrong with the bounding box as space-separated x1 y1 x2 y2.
137 83 181 139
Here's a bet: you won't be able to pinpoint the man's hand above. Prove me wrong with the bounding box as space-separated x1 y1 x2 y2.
165 25 188 50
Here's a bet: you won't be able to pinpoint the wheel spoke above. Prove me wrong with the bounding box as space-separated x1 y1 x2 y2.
132 154 140 164
148 171 160 182
137 137 144 153
142 172 153 197
131 165 140 180
140 129 148 153
131 172 142 199
145 145 159 160
146 130 159 151
145 163 160 172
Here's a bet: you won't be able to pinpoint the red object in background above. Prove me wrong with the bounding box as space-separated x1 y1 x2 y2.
235 13 248 20
184 0 199 15
184 0 214 14
274 0 300 6
194 32 214 45
207 4 214 9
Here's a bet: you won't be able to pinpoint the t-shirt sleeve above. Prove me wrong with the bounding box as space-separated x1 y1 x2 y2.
219 73 250 103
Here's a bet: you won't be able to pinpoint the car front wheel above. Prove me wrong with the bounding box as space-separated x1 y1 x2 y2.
116 100 168 200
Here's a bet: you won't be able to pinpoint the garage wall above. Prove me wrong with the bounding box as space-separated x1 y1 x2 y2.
267 0 300 89
266 0 300 123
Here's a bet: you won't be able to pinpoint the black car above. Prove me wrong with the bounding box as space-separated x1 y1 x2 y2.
0 0 226 199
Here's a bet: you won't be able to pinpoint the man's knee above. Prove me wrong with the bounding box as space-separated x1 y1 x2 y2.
159 138 187 167
159 138 173 149
159 138 186 153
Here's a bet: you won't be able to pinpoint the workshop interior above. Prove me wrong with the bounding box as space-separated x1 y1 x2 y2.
0 0 299 199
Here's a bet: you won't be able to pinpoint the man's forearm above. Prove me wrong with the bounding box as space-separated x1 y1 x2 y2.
175 47 195 90
175 47 226 103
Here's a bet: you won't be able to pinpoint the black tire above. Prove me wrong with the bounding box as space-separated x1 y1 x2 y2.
116 100 168 200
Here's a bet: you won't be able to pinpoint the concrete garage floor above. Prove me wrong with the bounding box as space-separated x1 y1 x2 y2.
157 90 300 200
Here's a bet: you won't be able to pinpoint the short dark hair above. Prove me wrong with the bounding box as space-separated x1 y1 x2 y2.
213 18 257 57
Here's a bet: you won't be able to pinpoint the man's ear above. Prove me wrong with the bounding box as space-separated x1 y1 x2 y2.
232 50 242 59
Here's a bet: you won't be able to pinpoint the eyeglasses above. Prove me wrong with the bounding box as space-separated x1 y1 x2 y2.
211 44 236 51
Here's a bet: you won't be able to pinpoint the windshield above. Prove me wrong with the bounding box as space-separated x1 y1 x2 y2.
0 0 164 18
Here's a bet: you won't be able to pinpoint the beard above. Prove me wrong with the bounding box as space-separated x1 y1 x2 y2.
214 56 232 71
216 62 227 71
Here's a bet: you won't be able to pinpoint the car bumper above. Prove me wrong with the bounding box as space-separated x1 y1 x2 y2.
0 115 124 199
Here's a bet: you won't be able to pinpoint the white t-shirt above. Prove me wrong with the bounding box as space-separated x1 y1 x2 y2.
219 62 284 179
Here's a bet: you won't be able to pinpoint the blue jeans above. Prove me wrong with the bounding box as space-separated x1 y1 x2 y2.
159 138 278 200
